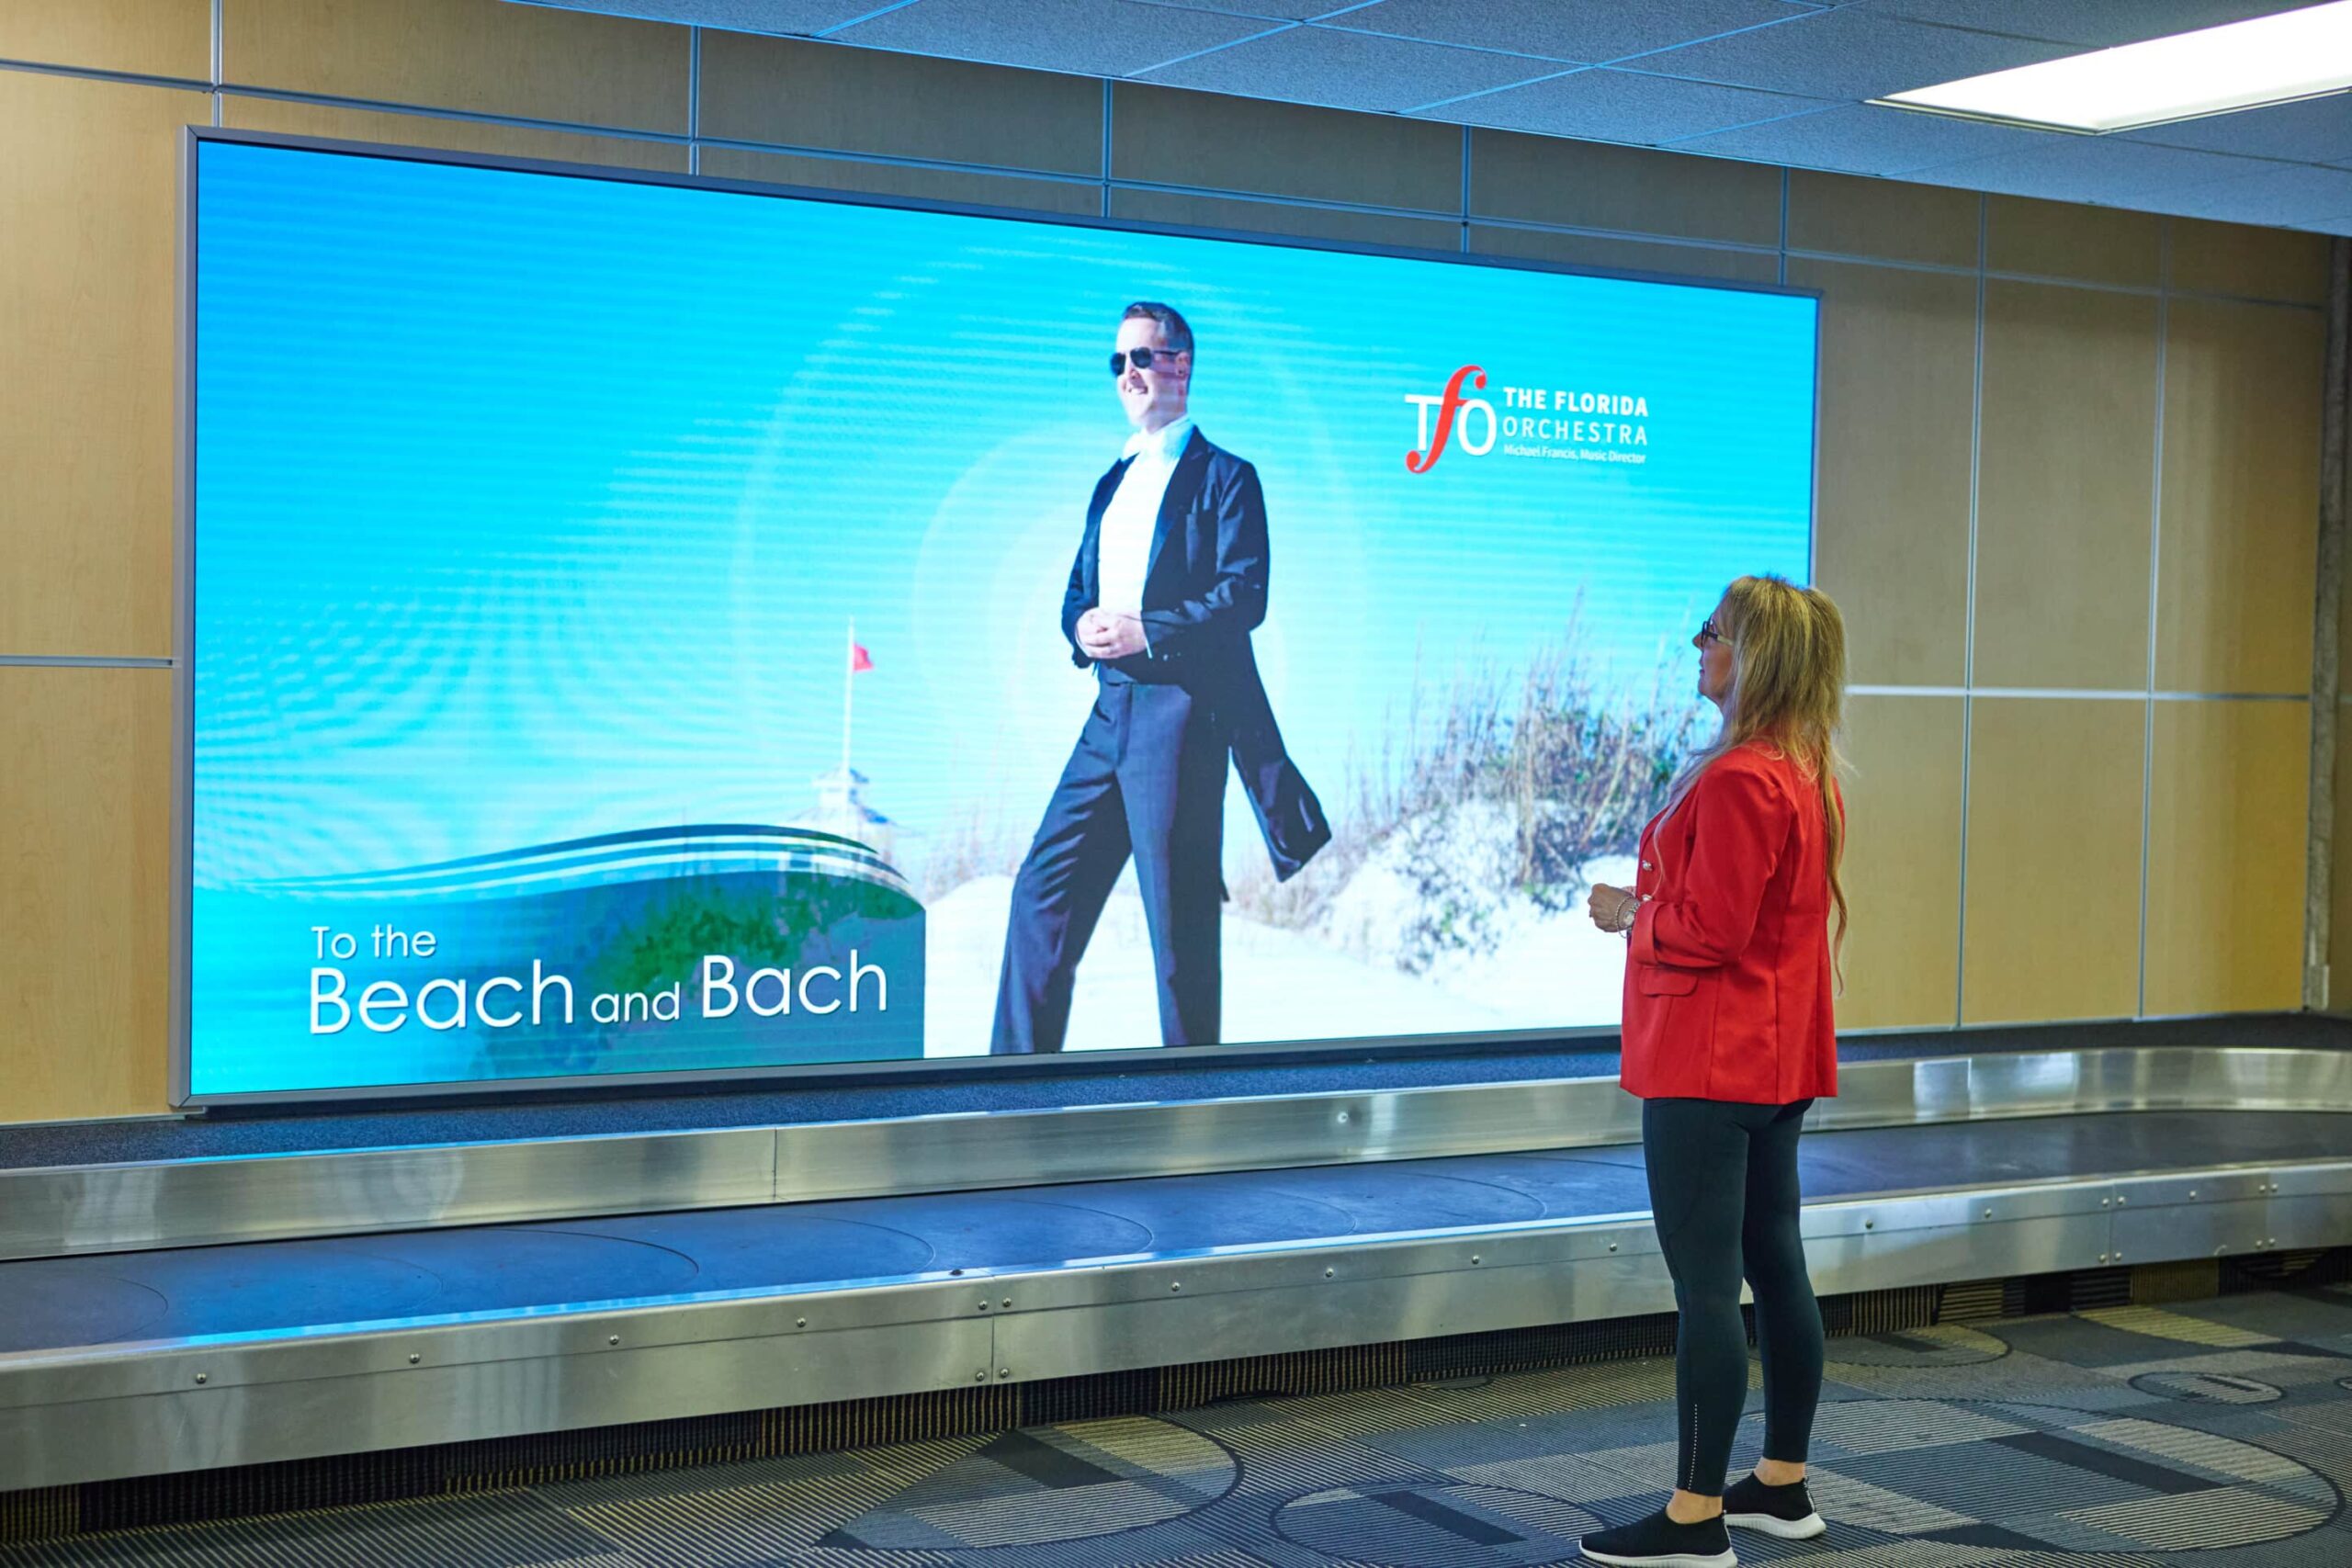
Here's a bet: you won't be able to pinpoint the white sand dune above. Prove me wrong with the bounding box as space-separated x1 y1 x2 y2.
1431 852 1635 1028
919 857 1630 1058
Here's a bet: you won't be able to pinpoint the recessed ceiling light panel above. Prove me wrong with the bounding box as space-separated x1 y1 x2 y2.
1878 1 2352 133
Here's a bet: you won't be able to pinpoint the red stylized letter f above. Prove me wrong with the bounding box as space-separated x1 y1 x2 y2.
1406 365 1486 474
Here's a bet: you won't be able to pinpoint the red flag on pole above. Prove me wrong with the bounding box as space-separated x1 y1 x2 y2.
850 643 874 673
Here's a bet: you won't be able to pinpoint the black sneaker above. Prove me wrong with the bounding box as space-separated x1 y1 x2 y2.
1723 1472 1826 1540
1577 1506 1736 1567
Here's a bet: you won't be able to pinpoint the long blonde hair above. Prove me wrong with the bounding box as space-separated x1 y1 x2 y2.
1666 575 1850 963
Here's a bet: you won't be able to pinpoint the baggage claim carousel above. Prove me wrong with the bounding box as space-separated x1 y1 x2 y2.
2 1016 2349 1493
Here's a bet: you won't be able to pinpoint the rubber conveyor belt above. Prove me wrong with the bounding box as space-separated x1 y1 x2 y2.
7 1109 2347 1357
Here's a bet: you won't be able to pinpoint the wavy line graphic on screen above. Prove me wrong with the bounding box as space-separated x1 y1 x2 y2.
250 825 911 900
212 824 925 1086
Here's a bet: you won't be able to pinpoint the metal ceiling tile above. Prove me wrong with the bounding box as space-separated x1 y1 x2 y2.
2122 93 2352 163
1420 66 1832 144
1908 136 2284 203
831 0 1278 76
512 0 893 32
1136 23 1564 112
506 1 2352 219
1855 0 2311 48
2141 162 2352 226
1633 8 2078 100
1324 0 1810 66
1128 0 1340 19
1670 98 2063 174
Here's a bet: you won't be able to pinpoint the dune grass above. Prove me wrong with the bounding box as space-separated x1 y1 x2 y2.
1231 623 1704 960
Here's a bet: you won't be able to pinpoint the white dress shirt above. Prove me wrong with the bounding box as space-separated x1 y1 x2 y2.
1095 417 1195 629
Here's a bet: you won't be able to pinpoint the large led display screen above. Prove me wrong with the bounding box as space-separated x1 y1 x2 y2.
186 135 1816 1100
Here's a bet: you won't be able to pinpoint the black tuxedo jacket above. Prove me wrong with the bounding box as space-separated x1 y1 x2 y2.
1061 428 1330 881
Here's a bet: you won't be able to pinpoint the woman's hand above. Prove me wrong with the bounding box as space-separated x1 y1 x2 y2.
1587 883 1640 934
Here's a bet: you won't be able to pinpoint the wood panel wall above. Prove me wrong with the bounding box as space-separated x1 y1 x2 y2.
0 0 2329 1121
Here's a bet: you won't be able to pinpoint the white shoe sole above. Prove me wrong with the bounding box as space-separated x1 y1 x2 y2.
1726 1508 1826 1539
1578 1546 1737 1568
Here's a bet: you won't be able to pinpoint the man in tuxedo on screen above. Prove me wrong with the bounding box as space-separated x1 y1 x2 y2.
990 301 1329 1055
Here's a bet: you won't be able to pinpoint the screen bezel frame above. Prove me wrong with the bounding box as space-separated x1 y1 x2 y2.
172 124 1824 1109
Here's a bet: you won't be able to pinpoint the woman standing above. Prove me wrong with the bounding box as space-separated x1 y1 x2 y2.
1577 575 1849 1568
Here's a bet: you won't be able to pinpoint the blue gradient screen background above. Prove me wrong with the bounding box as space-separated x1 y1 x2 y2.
188 139 1816 1099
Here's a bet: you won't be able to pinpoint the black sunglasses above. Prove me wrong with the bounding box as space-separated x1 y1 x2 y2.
1108 345 1186 376
1697 618 1728 646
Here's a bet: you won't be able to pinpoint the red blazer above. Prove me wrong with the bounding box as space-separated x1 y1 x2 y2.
1621 741 1838 1104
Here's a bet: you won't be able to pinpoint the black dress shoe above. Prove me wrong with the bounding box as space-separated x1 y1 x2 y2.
1577 1506 1736 1567
1724 1472 1826 1539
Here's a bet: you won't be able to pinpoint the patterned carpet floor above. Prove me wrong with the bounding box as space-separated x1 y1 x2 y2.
14 1285 2352 1566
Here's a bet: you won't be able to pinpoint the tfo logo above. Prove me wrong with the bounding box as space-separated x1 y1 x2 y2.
1404 365 1492 473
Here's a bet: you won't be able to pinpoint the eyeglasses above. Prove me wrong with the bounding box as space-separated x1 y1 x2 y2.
1108 345 1186 376
1696 618 1729 647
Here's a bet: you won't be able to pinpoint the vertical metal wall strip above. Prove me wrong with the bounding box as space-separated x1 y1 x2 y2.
1955 195 1987 1027
2308 238 2350 1010
1101 79 1114 220
1459 124 1471 254
2139 227 2172 1019
1778 168 1789 288
210 0 222 125
688 28 701 176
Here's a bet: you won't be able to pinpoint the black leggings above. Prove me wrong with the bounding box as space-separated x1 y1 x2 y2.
1641 1096 1824 1496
